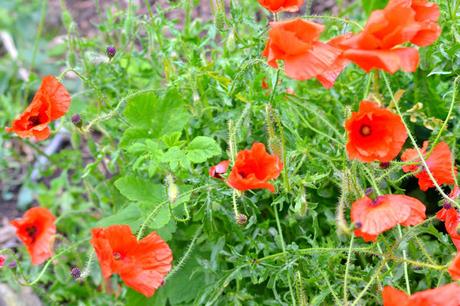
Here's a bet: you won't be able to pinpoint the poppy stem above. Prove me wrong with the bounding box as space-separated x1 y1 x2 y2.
232 190 240 219
343 234 354 306
268 69 280 105
382 73 460 209
273 204 297 306
428 76 459 157
397 225 411 294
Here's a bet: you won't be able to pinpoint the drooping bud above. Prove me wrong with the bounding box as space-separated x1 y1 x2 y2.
71 267 81 280
166 174 179 204
71 114 82 128
236 213 248 225
106 46 116 59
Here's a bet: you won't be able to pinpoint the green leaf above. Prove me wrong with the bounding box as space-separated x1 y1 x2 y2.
185 136 222 163
96 205 142 230
114 175 165 203
163 147 190 171
120 128 150 148
138 201 171 229
123 91 191 138
361 0 388 15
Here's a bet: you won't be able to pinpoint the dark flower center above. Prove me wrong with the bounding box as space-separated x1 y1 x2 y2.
443 202 452 210
113 252 122 261
25 226 38 241
360 125 372 136
28 116 41 127
370 196 384 207
355 221 362 229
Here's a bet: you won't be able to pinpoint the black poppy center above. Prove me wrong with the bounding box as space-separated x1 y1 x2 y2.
28 116 41 127
113 251 122 261
360 125 372 137
26 226 38 239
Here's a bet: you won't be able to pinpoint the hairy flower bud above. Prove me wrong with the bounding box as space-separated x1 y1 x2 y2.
71 114 82 128
71 267 81 279
106 46 116 59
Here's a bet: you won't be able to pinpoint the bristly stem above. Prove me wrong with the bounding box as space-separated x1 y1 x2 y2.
398 225 411 294
268 69 280 105
273 204 297 306
382 73 459 208
343 234 354 305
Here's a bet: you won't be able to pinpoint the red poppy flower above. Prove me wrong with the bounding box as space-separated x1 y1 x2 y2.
316 33 353 89
401 141 457 191
262 19 341 85
258 0 304 13
227 142 283 192
261 78 269 90
351 194 426 242
6 76 71 141
0 255 5 268
437 205 460 251
10 207 56 265
345 101 407 163
91 225 172 297
436 186 460 222
382 283 460 306
448 253 460 281
209 160 230 179
340 0 440 73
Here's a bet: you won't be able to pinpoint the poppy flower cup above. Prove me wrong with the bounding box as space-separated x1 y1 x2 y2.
382 283 460 306
262 19 342 86
91 225 173 297
227 143 283 193
10 207 56 265
345 101 407 163
258 0 304 13
351 194 426 242
340 0 441 73
6 76 71 141
402 141 457 191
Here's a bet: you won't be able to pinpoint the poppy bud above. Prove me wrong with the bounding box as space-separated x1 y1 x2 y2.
71 114 82 128
71 267 81 279
0 255 5 268
236 213 248 225
166 174 179 204
379 162 390 169
106 46 116 59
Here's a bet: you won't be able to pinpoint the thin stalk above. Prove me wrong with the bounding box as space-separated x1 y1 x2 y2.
273 204 297 306
398 225 411 294
343 234 354 305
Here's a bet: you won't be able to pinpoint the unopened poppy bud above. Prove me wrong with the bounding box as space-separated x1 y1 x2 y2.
166 174 179 204
379 162 390 169
0 255 5 268
71 114 82 128
236 213 248 225
71 267 81 279
106 46 116 59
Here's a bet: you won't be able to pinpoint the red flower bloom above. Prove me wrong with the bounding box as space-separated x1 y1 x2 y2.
340 0 440 73
10 207 56 265
91 225 172 297
316 33 353 89
401 141 457 191
6 76 71 141
209 160 230 179
351 194 426 242
382 283 460 306
0 255 5 268
345 101 407 163
437 205 460 251
448 253 460 281
227 142 283 192
258 0 304 13
262 19 341 86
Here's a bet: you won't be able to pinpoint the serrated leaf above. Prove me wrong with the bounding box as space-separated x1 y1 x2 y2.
163 146 190 171
123 91 191 138
114 175 165 202
185 136 222 163
120 128 151 148
96 205 142 230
